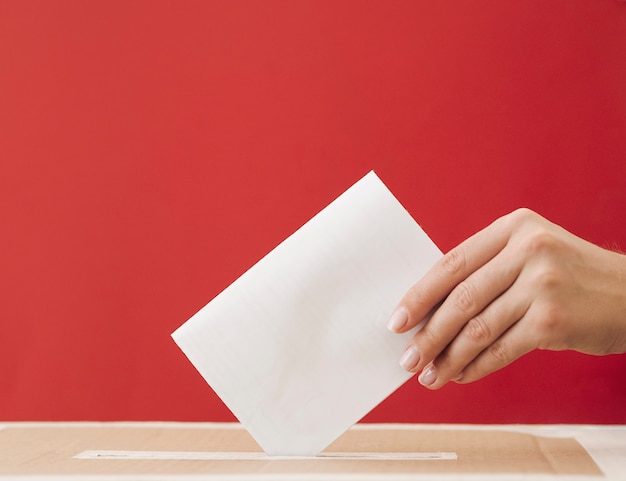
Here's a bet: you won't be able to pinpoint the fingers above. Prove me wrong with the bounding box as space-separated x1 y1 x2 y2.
398 242 524 375
452 315 537 385
388 214 514 333
417 281 532 389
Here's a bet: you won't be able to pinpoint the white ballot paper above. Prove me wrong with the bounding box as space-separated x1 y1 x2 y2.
172 171 443 456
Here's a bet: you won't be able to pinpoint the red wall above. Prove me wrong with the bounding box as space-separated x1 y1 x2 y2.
1 1 625 424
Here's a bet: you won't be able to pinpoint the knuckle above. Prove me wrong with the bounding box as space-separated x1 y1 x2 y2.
420 324 442 346
499 208 536 232
505 208 557 244
533 265 562 292
418 324 449 357
405 283 430 309
521 230 561 257
532 302 564 340
466 314 492 344
450 281 477 314
440 247 466 276
510 207 538 224
486 340 511 364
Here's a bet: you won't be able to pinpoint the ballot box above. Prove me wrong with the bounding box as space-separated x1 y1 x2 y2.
1 422 624 480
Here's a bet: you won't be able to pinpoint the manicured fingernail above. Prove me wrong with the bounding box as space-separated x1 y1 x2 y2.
399 344 420 371
419 365 437 387
387 307 408 332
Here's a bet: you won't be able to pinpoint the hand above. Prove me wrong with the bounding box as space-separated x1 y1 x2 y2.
387 208 626 389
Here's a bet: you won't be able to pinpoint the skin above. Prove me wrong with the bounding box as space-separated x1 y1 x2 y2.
388 208 626 389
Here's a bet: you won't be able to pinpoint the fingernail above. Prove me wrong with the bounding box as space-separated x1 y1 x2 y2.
387 307 408 332
451 372 464 382
399 344 420 371
419 365 437 387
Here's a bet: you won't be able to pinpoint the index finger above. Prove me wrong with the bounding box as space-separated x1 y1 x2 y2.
388 213 515 333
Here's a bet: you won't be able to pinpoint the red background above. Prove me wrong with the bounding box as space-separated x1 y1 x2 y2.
1 1 625 424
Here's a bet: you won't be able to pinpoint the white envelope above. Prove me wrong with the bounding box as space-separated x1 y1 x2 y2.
172 171 442 456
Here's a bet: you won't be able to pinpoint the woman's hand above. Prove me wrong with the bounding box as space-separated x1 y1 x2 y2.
387 208 626 389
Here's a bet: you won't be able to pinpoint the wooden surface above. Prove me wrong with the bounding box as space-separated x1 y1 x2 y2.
0 422 624 480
